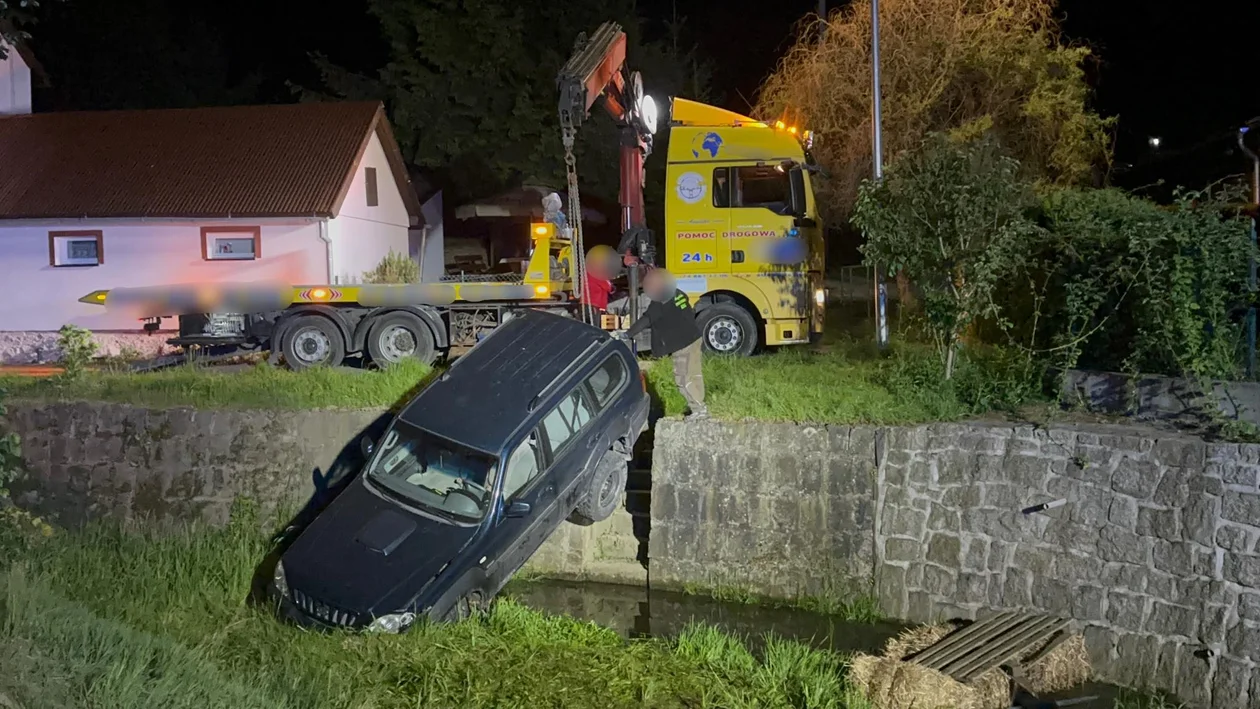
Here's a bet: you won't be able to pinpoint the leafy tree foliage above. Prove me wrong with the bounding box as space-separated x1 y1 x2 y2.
308 0 713 206
0 0 57 59
854 134 1040 378
758 0 1113 222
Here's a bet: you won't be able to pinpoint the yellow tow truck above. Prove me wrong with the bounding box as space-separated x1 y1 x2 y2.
78 22 824 368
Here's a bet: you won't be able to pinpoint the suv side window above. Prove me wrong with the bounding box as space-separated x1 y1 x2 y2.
586 354 629 409
502 430 542 500
540 386 595 455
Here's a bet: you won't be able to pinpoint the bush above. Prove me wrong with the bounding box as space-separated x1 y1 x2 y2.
55 324 97 378
1004 185 1255 379
362 250 420 284
853 133 1040 378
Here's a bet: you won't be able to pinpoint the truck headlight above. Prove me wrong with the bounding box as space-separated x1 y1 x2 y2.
814 288 826 307
272 560 290 598
367 612 416 634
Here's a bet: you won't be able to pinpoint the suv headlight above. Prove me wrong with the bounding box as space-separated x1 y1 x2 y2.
367 612 416 634
272 560 290 598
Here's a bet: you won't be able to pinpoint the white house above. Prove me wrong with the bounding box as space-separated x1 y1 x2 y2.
0 47 427 362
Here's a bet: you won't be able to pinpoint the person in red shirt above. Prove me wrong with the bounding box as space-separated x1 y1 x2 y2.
580 245 616 325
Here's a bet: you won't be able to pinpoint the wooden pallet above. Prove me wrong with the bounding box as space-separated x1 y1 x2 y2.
905 611 1073 685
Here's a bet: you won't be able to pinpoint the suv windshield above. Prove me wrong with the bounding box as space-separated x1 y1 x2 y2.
366 422 498 522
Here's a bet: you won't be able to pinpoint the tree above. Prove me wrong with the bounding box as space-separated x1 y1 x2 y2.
306 0 713 208
757 0 1112 223
0 0 58 59
853 134 1040 378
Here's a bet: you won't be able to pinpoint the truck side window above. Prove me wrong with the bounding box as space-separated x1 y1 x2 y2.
586 354 629 409
734 166 790 215
540 387 595 455
502 430 542 500
712 167 730 208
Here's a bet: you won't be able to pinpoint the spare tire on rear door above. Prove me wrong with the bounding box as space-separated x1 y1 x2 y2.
569 449 628 526
366 311 437 366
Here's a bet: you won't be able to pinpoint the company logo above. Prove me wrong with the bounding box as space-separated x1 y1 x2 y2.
675 172 707 204
677 231 715 240
690 131 723 158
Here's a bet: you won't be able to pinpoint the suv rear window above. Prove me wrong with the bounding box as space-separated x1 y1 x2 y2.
587 354 629 408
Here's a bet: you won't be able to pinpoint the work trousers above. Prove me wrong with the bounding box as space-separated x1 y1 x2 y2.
670 339 706 414
580 303 605 325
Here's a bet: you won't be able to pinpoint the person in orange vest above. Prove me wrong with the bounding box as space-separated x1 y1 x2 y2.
581 245 617 324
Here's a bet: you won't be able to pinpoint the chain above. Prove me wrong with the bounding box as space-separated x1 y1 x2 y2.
561 125 590 325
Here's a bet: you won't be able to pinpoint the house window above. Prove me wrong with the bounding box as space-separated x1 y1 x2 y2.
49 230 104 267
201 226 261 261
365 167 379 207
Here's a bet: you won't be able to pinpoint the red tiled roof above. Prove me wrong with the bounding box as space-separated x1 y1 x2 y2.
0 100 421 221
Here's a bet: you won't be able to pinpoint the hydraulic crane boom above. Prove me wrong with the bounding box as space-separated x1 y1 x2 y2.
559 20 660 269
556 21 659 327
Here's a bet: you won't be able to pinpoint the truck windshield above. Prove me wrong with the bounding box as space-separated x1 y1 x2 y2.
366 422 498 523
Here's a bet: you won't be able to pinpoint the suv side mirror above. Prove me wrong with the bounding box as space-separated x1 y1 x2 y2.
787 166 808 219
505 501 532 518
359 435 375 459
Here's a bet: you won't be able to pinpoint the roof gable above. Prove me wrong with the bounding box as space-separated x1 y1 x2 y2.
0 100 421 221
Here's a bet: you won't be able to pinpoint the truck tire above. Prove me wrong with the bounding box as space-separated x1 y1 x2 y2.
697 302 759 357
569 449 627 526
280 315 346 370
366 311 437 366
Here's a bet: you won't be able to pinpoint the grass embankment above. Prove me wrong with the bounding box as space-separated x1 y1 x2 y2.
0 507 872 709
0 509 1186 709
0 330 1048 423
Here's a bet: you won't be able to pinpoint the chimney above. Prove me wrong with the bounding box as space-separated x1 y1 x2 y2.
0 40 34 115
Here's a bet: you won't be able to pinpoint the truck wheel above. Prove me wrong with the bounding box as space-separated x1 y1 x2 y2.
569 450 627 526
281 315 346 370
366 312 437 366
697 303 759 357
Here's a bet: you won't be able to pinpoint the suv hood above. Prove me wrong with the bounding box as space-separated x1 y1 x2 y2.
281 477 478 617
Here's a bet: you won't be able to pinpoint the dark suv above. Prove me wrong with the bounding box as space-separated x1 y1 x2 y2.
269 309 650 632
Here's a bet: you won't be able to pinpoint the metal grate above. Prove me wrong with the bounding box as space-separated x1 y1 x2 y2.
907 611 1072 684
439 272 525 284
292 588 360 628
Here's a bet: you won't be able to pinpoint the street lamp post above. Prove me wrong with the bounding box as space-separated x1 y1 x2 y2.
1240 122 1260 378
871 0 889 349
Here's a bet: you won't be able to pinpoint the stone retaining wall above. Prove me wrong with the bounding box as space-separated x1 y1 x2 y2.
3 401 644 586
648 419 1260 709
6 402 1260 706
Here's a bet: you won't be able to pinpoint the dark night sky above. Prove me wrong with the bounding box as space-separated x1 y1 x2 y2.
24 0 1260 191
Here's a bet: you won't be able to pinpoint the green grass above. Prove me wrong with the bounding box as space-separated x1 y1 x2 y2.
0 504 1183 708
0 328 1049 424
0 359 433 411
0 503 876 709
677 580 885 624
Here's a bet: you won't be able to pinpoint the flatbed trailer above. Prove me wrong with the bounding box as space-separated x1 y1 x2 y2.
79 224 632 370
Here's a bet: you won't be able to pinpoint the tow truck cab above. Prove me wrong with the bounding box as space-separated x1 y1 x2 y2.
661 98 825 357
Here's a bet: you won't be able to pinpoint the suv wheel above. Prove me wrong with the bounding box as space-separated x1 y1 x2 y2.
569 450 628 525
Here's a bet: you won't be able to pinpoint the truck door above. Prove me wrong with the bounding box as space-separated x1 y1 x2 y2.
667 164 726 274
726 165 796 277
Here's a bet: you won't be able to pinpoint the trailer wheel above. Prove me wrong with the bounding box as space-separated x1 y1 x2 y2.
280 315 346 370
366 312 437 366
697 303 759 357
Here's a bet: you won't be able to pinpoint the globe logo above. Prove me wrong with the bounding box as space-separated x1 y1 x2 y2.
691 131 723 158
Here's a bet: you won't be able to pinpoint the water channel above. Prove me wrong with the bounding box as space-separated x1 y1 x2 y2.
503 578 1139 709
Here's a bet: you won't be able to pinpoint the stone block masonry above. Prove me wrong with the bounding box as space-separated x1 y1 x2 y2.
871 422 1260 708
8 401 1260 707
649 419 878 600
648 419 1260 709
3 402 644 586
